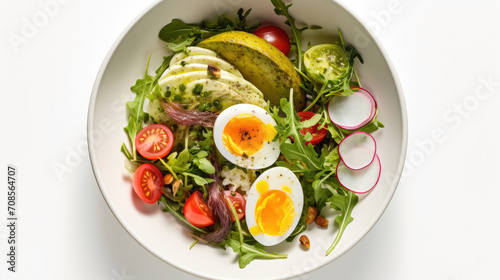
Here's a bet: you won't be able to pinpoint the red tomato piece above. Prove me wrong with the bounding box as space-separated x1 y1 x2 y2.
132 163 164 204
135 124 174 160
254 26 291 55
184 191 214 227
298 111 328 146
224 190 246 221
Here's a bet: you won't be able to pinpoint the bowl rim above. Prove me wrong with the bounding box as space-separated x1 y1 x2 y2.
87 0 408 279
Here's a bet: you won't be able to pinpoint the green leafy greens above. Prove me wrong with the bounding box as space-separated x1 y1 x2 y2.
158 8 260 52
270 0 363 110
121 55 172 161
224 197 287 268
270 0 321 72
269 89 363 256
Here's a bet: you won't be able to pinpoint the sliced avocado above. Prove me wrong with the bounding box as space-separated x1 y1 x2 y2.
169 46 218 66
197 31 305 110
161 63 242 80
169 55 243 78
184 79 267 109
158 70 264 99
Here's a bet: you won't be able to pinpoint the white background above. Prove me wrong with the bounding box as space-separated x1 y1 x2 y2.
1 0 499 279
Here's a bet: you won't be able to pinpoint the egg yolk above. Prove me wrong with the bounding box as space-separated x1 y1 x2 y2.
254 188 295 236
222 114 277 157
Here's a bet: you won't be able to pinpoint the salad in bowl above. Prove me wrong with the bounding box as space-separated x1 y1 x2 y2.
88 0 406 278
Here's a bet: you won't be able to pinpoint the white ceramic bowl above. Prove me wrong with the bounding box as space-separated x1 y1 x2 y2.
88 0 407 279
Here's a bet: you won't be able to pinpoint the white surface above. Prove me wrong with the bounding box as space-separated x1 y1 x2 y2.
1 0 499 279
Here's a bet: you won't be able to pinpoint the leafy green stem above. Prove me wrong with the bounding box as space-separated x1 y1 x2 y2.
325 190 358 255
226 197 244 244
120 143 133 161
131 55 151 161
271 0 305 71
304 81 329 111
241 243 288 259
284 90 322 170
160 196 207 234
158 157 179 180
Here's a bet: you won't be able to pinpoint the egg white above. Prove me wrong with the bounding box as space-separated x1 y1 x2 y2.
245 167 304 246
213 104 280 169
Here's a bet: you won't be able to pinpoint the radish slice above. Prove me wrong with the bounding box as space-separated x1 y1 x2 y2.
336 154 381 194
338 132 377 170
327 87 377 130
354 87 378 125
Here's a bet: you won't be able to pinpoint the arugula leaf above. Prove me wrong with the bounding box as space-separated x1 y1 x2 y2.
160 196 207 234
192 151 216 174
311 170 335 212
270 0 321 71
325 188 358 255
270 90 324 171
159 19 201 44
123 56 152 160
226 233 287 268
181 172 214 186
222 199 287 268
167 149 191 172
120 143 133 161
158 9 259 52
359 119 385 133
321 144 340 170
122 55 173 160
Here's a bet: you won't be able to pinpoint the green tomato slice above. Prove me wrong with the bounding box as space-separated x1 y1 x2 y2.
304 44 349 84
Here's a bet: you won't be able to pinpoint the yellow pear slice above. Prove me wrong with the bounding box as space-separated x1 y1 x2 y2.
198 31 305 110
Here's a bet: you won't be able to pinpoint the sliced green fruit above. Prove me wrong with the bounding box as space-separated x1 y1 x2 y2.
197 31 305 110
169 55 243 78
184 79 267 109
304 44 349 84
161 63 242 79
159 70 263 98
169 46 218 65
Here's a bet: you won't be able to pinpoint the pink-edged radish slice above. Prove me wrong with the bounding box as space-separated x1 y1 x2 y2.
353 87 378 124
328 87 377 130
336 154 381 194
338 132 377 170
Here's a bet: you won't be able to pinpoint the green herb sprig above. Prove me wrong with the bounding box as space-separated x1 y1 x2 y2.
270 0 321 72
158 8 260 52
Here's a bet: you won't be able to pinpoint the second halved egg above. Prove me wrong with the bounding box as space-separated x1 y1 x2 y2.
245 167 304 246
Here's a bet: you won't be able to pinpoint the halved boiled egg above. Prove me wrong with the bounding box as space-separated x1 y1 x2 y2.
213 104 280 169
245 167 304 246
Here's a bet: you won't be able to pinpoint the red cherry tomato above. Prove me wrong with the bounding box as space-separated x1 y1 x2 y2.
132 163 164 204
135 124 174 160
298 111 328 146
254 26 291 55
224 190 246 221
184 191 214 227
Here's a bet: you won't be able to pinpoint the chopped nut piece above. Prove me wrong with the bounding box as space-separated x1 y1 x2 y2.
207 63 221 78
315 216 329 228
164 174 174 185
172 179 183 196
305 206 318 225
299 235 310 248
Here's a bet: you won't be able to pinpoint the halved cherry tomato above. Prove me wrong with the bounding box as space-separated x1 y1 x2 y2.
254 26 291 55
184 191 214 227
135 124 174 160
298 111 328 146
224 190 246 221
132 163 164 204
